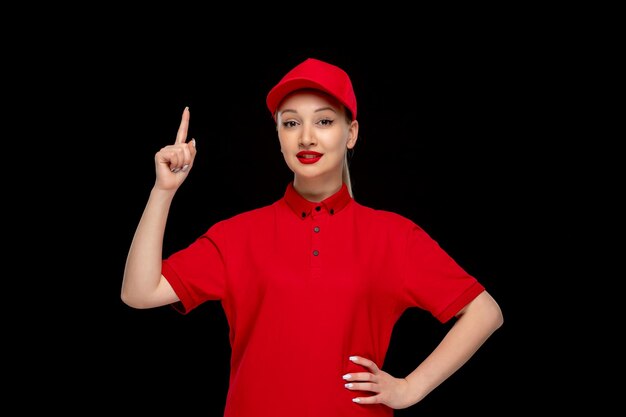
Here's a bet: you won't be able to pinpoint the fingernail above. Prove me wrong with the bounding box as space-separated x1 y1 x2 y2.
342 374 351 380
345 383 353 388
352 398 361 403
349 356 358 361
182 164 189 172
191 138 196 148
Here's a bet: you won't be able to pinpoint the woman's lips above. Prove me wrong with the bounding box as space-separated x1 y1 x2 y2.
296 151 323 164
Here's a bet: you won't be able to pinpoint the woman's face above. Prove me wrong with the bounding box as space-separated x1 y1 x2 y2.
276 89 358 185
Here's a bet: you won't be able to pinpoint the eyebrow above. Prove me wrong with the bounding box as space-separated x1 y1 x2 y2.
280 107 338 116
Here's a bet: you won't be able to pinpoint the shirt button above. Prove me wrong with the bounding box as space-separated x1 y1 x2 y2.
313 250 319 256
314 226 320 233
315 206 321 212
330 209 334 215
301 212 306 218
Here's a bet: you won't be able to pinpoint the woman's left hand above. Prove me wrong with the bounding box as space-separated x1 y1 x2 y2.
343 355 413 409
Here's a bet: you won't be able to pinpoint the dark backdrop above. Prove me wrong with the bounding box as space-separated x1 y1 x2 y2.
39 42 553 415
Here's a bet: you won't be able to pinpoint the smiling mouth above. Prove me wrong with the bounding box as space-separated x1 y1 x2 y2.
297 152 323 164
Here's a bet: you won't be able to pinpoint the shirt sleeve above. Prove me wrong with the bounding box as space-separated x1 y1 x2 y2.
162 221 228 314
401 223 485 323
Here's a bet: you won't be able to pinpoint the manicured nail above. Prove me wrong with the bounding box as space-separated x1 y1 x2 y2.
352 398 361 403
342 374 351 380
182 164 189 172
191 138 196 148
345 383 353 388
349 356 358 361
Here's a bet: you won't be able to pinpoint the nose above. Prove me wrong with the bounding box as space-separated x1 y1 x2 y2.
299 124 316 147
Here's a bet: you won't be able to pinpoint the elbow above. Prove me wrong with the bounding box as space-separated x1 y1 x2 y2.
486 295 504 332
120 290 137 308
492 304 504 332
120 289 150 309
462 290 504 333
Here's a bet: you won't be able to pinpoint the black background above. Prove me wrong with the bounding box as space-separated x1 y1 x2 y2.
25 35 567 414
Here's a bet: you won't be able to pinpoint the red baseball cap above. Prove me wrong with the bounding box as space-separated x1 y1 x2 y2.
266 58 357 121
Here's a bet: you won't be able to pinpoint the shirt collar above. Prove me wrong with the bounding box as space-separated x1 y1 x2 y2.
284 182 352 219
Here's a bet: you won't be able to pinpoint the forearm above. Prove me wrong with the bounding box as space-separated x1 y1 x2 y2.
404 291 503 406
121 187 176 307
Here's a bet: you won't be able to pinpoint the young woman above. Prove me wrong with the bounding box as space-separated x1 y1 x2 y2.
121 57 504 416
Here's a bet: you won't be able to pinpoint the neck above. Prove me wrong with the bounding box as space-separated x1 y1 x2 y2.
293 176 343 202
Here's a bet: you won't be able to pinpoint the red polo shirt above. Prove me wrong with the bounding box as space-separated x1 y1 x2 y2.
162 182 485 417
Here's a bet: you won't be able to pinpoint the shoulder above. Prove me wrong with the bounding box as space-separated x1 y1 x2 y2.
204 200 281 235
221 202 277 226
352 201 422 233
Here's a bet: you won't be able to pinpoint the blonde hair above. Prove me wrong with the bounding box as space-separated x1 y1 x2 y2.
342 110 355 198
343 153 353 197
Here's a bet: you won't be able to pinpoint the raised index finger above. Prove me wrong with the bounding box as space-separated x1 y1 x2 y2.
175 106 190 144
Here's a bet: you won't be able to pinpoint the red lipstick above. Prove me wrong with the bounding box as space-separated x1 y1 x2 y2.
296 151 323 164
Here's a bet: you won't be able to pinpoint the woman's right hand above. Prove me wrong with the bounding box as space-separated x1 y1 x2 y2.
154 107 197 191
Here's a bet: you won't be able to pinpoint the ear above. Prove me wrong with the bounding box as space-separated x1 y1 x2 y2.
347 120 359 149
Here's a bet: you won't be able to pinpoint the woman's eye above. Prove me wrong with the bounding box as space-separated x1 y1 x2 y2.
282 121 298 128
318 119 333 126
